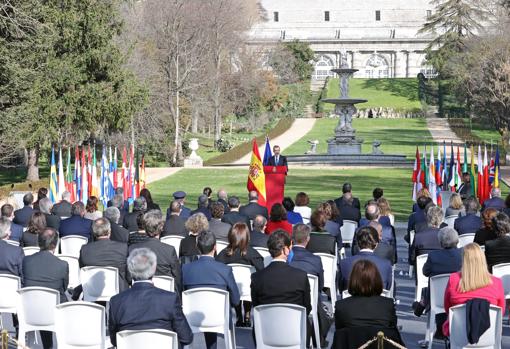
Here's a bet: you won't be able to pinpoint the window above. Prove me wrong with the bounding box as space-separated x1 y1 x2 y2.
274 11 279 22
365 54 389 79
325 11 330 21
375 10 381 21
426 10 432 19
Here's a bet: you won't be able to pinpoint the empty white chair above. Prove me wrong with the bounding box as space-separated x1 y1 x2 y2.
229 264 255 302
307 274 321 349
17 287 59 348
182 287 235 349
0 274 21 328
216 240 228 254
80 266 119 302
340 220 358 245
60 235 88 258
425 273 451 349
57 255 80 289
444 215 458 228
457 233 475 248
23 246 40 256
415 254 429 302
253 304 307 349
492 263 510 300
55 301 105 349
449 304 502 349
152 275 175 292
314 252 337 311
160 235 185 257
253 247 272 267
116 329 178 349
5 239 19 246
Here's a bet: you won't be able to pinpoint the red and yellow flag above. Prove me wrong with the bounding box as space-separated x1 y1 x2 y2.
247 139 266 206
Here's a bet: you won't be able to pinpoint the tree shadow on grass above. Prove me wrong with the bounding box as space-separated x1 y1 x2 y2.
360 79 419 102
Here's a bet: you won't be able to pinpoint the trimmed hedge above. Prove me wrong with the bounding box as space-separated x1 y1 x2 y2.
204 118 295 166
0 179 47 201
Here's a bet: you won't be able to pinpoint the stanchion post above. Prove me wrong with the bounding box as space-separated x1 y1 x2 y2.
377 331 384 349
1 329 8 349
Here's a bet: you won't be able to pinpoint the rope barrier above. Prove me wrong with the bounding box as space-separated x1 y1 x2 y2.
1 329 31 349
357 331 408 349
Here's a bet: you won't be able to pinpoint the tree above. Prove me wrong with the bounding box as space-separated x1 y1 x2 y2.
282 40 315 81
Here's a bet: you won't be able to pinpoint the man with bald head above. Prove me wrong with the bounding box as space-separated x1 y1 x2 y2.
216 189 230 213
482 187 506 211
362 202 395 246
162 200 187 237
239 191 268 220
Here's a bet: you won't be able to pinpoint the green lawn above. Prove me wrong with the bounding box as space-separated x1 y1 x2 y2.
323 78 421 112
148 167 418 221
461 119 501 143
284 118 436 158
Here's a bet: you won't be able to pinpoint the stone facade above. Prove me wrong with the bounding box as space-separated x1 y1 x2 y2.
247 0 438 79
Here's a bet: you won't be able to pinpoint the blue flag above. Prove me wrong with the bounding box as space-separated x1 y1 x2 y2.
263 136 272 166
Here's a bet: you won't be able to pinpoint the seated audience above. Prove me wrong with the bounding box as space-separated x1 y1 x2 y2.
129 210 181 291
108 248 193 347
334 183 361 223
443 243 505 337
352 221 395 265
377 197 394 226
484 212 510 272
504 193 510 217
222 196 250 227
307 211 336 255
445 193 465 218
51 190 72 218
250 215 269 248
109 193 128 224
162 200 187 237
182 231 240 349
140 188 161 211
454 197 482 236
84 196 102 220
372 187 384 201
33 187 48 211
59 201 93 240
208 202 231 241
410 206 443 265
474 207 498 246
38 197 61 230
179 213 209 262
339 226 392 291
457 172 471 200
407 195 432 237
216 222 263 326
0 217 24 278
123 197 146 232
359 202 394 246
203 186 214 208
411 188 432 213
482 187 506 211
13 192 34 227
127 211 149 246
171 191 191 220
104 206 129 243
294 192 312 224
1 204 24 242
22 228 68 349
20 212 46 247
282 197 303 224
216 189 230 213
239 191 269 220
265 203 292 235
191 194 212 220
316 202 342 246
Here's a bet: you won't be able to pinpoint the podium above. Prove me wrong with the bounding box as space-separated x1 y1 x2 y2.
264 166 287 211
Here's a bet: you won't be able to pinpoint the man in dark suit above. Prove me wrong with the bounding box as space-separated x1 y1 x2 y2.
406 196 432 237
216 189 230 213
267 145 288 172
457 173 472 200
170 191 191 220
191 194 212 220
221 196 250 227
123 197 146 232
353 221 395 265
104 207 129 243
38 197 61 230
339 226 392 291
129 211 181 291
13 192 34 227
410 206 443 266
109 193 129 224
334 183 361 223
22 228 68 349
162 200 188 237
484 212 510 271
240 191 269 220
51 191 72 218
0 217 24 278
109 248 193 347
250 215 269 248
482 187 506 211
208 202 231 241
1 204 24 242
422 227 462 277
59 202 93 240
182 231 240 349
454 197 482 235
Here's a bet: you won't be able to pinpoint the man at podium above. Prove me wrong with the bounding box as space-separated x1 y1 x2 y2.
267 145 288 172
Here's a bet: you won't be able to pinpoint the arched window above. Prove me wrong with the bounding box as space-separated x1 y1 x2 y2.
420 60 438 78
364 54 389 79
314 55 335 80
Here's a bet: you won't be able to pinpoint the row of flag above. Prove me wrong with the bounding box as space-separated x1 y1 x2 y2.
49 145 146 206
412 141 500 205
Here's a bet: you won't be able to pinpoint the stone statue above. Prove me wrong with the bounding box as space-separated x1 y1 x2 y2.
371 140 384 155
335 105 355 132
305 140 319 154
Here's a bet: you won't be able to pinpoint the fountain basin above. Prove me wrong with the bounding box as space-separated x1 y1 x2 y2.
321 98 368 105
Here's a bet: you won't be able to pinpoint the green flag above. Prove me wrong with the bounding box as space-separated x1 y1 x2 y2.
462 143 468 174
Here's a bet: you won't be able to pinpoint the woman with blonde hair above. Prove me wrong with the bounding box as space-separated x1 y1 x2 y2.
377 197 394 226
445 193 465 217
442 243 505 336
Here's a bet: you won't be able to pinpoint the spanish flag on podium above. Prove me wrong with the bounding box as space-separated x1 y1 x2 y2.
247 139 267 207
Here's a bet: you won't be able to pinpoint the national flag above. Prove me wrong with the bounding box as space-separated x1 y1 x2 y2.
477 145 483 202
435 146 443 206
113 147 118 189
81 148 88 204
49 146 58 203
494 146 500 189
262 136 272 166
65 147 74 202
470 145 476 197
428 146 437 204
247 138 267 207
442 141 448 190
134 148 141 198
57 147 65 200
87 145 92 197
108 147 115 201
420 146 428 188
128 145 134 200
122 146 128 200
462 143 468 174
447 141 455 189
412 147 421 201
140 154 146 192
482 145 489 203
100 146 109 207
75 146 81 202
90 145 99 198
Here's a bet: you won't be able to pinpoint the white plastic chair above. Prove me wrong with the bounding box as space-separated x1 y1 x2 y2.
228 264 255 302
457 233 475 248
116 329 178 349
17 287 59 348
60 235 88 258
415 254 429 302
449 304 502 349
55 301 105 349
307 274 321 349
80 266 119 302
216 241 228 254
57 255 80 289
182 287 235 349
0 274 21 328
492 263 510 300
342 289 392 299
253 247 273 267
253 303 307 349
5 239 20 246
152 275 175 293
160 235 185 257
444 215 458 228
340 220 358 245
425 273 451 349
23 246 40 256
314 252 337 311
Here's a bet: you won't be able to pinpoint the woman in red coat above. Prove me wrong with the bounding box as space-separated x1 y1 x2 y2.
442 243 506 337
265 203 292 235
